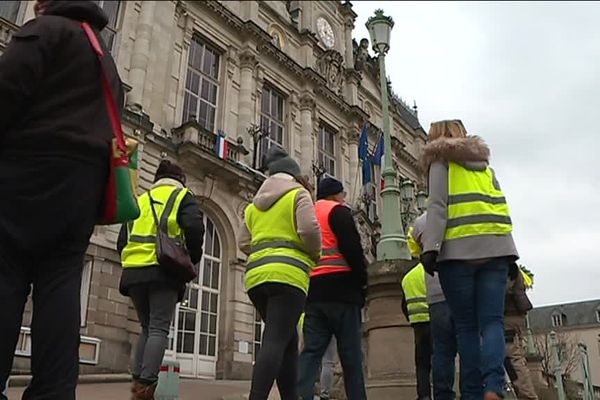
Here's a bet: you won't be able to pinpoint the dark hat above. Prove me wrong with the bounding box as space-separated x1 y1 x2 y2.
265 146 301 177
155 160 186 184
317 177 344 200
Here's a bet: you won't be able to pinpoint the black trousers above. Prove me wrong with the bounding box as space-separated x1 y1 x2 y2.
0 157 106 400
248 283 305 400
413 322 433 399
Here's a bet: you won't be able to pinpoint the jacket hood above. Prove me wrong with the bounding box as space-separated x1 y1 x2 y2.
253 174 303 211
152 178 185 191
420 136 490 172
44 1 108 30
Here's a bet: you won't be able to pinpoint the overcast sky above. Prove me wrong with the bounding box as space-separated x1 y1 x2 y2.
352 1 600 307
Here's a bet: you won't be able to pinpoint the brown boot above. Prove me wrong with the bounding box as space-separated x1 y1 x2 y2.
132 381 157 400
484 391 503 400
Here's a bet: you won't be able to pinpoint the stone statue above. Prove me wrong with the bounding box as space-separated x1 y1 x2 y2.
354 38 370 71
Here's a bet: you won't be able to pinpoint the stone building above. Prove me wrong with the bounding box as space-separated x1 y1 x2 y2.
1 0 427 380
529 299 600 389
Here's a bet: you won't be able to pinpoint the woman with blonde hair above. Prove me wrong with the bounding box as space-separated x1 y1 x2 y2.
419 120 518 400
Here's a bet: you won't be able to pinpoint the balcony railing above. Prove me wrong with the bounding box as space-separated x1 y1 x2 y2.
172 120 249 164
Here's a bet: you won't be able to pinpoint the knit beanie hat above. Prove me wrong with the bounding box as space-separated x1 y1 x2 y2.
265 146 301 177
155 160 186 184
317 177 344 200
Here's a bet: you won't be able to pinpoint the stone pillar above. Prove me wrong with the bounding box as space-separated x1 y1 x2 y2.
299 94 315 177
347 126 360 206
344 19 355 70
129 0 156 109
238 50 258 165
365 260 417 400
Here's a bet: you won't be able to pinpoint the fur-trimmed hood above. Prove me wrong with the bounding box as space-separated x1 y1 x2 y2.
419 136 491 172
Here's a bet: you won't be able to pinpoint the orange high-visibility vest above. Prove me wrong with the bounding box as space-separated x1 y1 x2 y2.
311 200 352 278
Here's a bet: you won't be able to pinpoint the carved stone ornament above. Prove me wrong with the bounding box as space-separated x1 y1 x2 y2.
316 50 345 95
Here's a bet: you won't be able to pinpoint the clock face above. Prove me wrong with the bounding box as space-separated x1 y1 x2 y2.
316 17 335 49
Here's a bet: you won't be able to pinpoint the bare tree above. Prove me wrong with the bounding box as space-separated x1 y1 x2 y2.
534 331 580 385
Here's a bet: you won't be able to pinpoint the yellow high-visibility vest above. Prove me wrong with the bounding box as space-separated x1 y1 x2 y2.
446 162 512 241
121 185 188 268
401 263 430 324
244 189 316 294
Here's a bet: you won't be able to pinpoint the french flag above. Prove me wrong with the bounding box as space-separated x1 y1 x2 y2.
372 133 384 190
216 130 228 160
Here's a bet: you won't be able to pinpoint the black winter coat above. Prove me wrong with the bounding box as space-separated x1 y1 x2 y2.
0 1 123 253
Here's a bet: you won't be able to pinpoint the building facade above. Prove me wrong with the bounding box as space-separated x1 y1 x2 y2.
2 0 427 380
529 299 600 389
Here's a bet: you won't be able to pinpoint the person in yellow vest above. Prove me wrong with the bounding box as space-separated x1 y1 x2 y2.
401 242 432 400
298 177 368 400
419 120 519 400
238 147 321 400
117 160 205 400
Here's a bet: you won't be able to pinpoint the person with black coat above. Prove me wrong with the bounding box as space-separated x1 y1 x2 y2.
298 177 368 400
117 160 205 400
0 1 123 399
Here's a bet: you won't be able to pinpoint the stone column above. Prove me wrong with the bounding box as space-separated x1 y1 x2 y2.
365 260 417 400
129 0 156 109
238 50 258 165
347 126 360 206
299 94 315 177
344 19 355 70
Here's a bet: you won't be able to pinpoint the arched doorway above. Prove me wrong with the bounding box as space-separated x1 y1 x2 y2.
166 212 222 378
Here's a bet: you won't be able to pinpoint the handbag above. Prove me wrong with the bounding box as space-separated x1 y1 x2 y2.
81 22 140 225
148 189 198 283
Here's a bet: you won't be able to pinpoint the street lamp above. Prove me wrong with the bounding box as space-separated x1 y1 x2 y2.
366 10 411 261
399 179 427 231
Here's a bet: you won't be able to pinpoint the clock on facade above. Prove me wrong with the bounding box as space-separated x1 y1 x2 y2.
316 17 335 49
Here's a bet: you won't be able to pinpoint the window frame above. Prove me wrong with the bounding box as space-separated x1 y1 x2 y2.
182 36 221 133
252 311 264 362
317 123 337 178
552 312 563 328
80 259 94 328
0 1 25 25
92 0 121 53
259 85 286 164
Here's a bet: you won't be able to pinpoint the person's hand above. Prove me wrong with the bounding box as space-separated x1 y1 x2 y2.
420 251 438 276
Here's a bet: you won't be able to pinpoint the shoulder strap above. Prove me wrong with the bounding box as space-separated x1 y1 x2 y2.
148 188 184 233
80 22 125 153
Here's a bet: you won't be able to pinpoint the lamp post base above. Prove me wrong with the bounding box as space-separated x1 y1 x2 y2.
376 233 412 262
365 258 418 400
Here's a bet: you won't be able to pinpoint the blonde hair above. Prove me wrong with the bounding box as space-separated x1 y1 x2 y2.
428 120 468 141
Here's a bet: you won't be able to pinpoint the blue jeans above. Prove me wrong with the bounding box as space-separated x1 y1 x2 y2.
438 258 509 399
298 302 366 400
429 301 458 400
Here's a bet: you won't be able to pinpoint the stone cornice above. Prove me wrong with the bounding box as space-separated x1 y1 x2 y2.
345 68 362 84
339 1 358 20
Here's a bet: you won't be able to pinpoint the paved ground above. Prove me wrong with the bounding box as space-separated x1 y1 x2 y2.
6 379 273 400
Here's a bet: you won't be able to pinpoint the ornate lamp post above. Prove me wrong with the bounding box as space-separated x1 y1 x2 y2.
363 10 419 400
399 178 427 230
366 10 411 262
